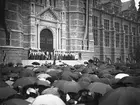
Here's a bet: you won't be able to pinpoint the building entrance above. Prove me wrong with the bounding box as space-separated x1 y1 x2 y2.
40 29 53 52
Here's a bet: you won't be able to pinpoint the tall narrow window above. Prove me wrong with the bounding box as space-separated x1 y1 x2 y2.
93 16 98 27
93 29 98 45
105 32 110 47
115 22 120 32
104 19 109 30
124 25 128 34
125 35 129 48
132 27 136 35
115 22 120 48
116 34 120 47
133 37 136 46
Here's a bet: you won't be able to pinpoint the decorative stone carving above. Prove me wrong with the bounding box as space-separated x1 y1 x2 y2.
40 11 56 21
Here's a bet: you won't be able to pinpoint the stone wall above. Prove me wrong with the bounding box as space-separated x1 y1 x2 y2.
0 0 30 64
0 46 28 64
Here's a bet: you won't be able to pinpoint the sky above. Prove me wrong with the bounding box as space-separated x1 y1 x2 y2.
121 0 139 10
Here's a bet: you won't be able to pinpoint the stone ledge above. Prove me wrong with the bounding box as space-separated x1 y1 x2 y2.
0 46 24 49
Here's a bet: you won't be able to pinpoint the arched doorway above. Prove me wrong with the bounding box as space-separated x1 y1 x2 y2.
40 29 53 52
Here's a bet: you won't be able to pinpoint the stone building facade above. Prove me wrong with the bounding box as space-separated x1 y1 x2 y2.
0 0 140 64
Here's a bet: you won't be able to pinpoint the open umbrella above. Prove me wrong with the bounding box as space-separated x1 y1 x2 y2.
0 86 17 99
117 76 136 87
1 67 13 74
61 71 79 81
8 73 19 78
32 94 66 105
41 87 60 97
32 62 40 65
87 82 113 96
19 69 35 77
24 65 34 70
82 74 100 82
115 73 129 79
11 67 25 73
46 68 62 73
2 98 30 105
101 73 114 79
100 78 117 85
47 70 62 80
52 80 67 88
37 73 51 79
59 81 82 93
13 77 37 88
99 87 140 105
34 66 47 73
78 76 92 89
36 79 50 87
0 80 9 87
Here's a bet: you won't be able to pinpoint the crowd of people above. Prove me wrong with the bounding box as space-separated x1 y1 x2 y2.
0 58 140 105
28 49 79 60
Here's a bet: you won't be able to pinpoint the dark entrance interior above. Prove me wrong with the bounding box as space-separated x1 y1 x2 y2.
40 29 53 52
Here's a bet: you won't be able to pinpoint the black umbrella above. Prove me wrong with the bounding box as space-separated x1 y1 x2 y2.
32 62 40 65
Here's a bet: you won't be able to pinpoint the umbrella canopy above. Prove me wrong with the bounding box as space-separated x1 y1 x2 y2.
0 86 17 99
115 73 129 79
11 67 25 73
32 62 40 65
47 70 62 80
34 66 47 73
59 81 82 93
82 74 100 82
37 73 51 79
117 76 136 87
41 87 60 97
24 65 34 70
78 76 92 89
13 77 37 88
2 98 30 105
100 78 117 85
8 73 19 78
32 94 66 105
0 80 9 87
52 80 67 88
1 67 14 74
87 82 113 96
46 68 63 73
19 69 35 77
99 87 140 105
36 79 50 87
101 73 114 79
134 76 140 85
61 71 79 81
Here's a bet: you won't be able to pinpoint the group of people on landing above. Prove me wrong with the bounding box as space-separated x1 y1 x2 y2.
28 49 80 60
